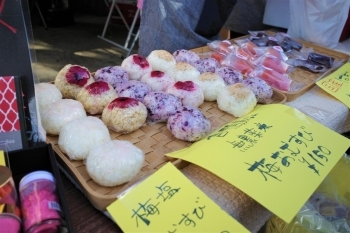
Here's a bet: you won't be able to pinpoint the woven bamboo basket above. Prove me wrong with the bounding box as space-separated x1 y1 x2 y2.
191 31 350 102
46 90 286 211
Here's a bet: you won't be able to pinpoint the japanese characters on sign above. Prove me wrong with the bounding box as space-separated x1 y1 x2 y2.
107 163 249 232
167 104 350 223
317 62 350 108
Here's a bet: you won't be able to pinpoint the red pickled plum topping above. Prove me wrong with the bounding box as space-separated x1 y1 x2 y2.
174 81 195 91
108 97 139 109
65 66 90 86
86 81 110 95
133 55 150 68
150 71 164 78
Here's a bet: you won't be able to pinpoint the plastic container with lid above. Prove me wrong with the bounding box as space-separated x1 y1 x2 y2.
19 171 66 233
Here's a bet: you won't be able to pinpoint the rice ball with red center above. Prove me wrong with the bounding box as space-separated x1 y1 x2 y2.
166 81 204 107
192 57 220 74
215 66 243 85
41 99 86 135
147 50 176 72
121 54 152 80
142 91 182 124
76 81 118 115
54 64 94 99
242 76 273 104
172 49 200 65
102 97 147 133
217 83 257 117
94 66 129 89
58 116 111 160
140 70 175 92
167 62 200 82
167 106 211 142
86 140 144 187
195 72 226 101
116 80 151 102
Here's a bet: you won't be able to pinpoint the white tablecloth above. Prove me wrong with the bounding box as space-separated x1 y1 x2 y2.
286 85 350 134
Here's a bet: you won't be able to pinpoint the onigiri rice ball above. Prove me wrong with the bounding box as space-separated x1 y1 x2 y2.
58 116 111 160
242 76 273 104
140 70 175 92
41 99 86 135
85 140 144 187
167 106 211 142
217 83 257 117
54 64 94 99
147 50 176 72
35 83 62 112
167 62 200 82
195 72 226 101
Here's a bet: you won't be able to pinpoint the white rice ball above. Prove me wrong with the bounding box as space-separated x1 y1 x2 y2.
147 50 176 72
167 62 200 82
41 99 86 135
58 116 111 160
86 140 144 187
195 72 226 101
217 83 257 117
35 83 62 111
54 64 94 99
121 54 152 80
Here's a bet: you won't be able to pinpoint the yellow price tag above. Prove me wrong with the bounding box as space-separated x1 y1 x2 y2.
316 62 350 108
167 104 350 223
107 163 249 233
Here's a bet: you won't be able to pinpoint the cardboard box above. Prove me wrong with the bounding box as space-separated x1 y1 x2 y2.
8 143 74 232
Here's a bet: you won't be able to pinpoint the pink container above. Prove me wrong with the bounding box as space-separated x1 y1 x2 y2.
19 171 65 233
0 213 21 233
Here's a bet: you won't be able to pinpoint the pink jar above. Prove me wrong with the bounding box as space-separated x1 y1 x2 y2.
19 171 65 233
0 213 21 233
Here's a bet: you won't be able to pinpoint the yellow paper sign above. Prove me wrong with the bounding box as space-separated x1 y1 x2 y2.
316 62 350 108
0 151 5 166
107 163 249 233
167 104 350 223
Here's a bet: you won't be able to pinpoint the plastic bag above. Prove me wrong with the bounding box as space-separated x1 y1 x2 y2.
287 0 350 49
266 155 350 233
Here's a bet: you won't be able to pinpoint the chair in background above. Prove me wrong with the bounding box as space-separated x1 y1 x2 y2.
98 0 140 58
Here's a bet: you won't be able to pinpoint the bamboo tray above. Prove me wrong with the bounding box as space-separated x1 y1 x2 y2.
191 31 350 102
46 91 286 211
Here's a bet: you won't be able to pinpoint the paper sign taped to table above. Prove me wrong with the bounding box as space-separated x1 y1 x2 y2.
316 62 350 108
167 104 350 223
107 162 249 233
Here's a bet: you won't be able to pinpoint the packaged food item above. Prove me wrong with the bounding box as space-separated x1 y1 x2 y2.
249 66 292 92
0 165 21 233
19 171 66 233
207 40 234 54
221 52 255 76
308 52 335 68
286 59 328 73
